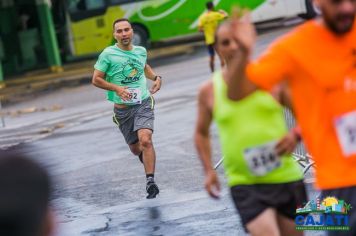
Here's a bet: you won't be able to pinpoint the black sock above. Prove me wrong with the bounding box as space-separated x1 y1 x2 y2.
146 174 154 182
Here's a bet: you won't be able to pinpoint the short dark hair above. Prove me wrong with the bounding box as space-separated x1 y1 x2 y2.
112 18 131 29
0 152 51 236
206 1 214 10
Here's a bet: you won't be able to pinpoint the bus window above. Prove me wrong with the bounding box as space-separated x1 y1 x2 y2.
68 0 106 12
109 0 146 4
86 0 106 10
66 0 111 55
67 0 107 22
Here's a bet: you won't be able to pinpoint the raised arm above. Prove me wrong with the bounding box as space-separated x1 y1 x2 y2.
225 12 258 101
194 82 220 199
92 69 130 101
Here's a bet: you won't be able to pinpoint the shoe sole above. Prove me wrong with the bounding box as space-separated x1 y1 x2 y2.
146 184 159 199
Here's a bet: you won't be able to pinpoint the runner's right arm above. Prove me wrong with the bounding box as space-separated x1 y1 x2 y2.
92 69 130 101
194 82 220 199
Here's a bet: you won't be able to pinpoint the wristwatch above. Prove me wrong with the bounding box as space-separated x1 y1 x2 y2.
154 75 162 81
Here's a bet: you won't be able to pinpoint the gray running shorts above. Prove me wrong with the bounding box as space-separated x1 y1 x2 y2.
113 96 155 145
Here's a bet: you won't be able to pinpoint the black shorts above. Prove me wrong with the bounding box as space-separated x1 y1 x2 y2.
321 186 356 236
207 44 215 57
230 180 307 231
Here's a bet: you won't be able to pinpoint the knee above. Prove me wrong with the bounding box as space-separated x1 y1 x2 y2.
140 136 153 149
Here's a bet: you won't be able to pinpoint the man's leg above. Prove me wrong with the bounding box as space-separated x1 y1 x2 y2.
275 180 306 236
277 213 303 236
138 129 156 174
128 142 141 155
113 109 143 162
246 208 281 236
207 44 215 72
137 128 159 199
209 55 215 72
128 142 143 163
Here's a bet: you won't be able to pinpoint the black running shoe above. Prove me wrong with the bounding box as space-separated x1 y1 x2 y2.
146 181 159 199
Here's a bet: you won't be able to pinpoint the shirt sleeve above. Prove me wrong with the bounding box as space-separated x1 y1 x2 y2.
94 51 110 73
247 40 295 91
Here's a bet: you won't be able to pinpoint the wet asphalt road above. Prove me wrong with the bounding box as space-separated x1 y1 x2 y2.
1 21 324 236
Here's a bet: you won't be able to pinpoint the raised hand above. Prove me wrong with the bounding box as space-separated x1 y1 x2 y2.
230 7 256 55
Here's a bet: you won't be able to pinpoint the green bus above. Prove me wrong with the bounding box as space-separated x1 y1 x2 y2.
61 0 317 58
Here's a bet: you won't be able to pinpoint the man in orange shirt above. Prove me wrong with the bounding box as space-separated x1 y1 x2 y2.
225 1 356 235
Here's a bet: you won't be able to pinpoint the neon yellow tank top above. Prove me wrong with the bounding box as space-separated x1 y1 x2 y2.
212 71 303 186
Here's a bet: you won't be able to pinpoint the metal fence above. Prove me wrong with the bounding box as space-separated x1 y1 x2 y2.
284 108 315 175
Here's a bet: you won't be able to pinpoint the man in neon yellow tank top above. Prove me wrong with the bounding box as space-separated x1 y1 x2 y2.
92 19 162 199
194 21 306 236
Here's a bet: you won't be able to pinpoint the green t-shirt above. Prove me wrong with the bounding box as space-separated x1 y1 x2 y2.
212 71 303 186
94 45 150 105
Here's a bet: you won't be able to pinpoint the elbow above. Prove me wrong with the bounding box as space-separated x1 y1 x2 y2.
194 129 208 148
194 130 203 150
194 131 200 147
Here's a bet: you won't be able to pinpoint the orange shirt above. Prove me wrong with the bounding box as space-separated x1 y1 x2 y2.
247 19 356 190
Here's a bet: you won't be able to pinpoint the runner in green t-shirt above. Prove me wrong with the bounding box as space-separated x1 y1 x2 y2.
92 18 162 199
194 20 306 235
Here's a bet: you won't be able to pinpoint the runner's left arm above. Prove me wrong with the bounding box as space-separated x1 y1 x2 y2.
145 64 162 94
